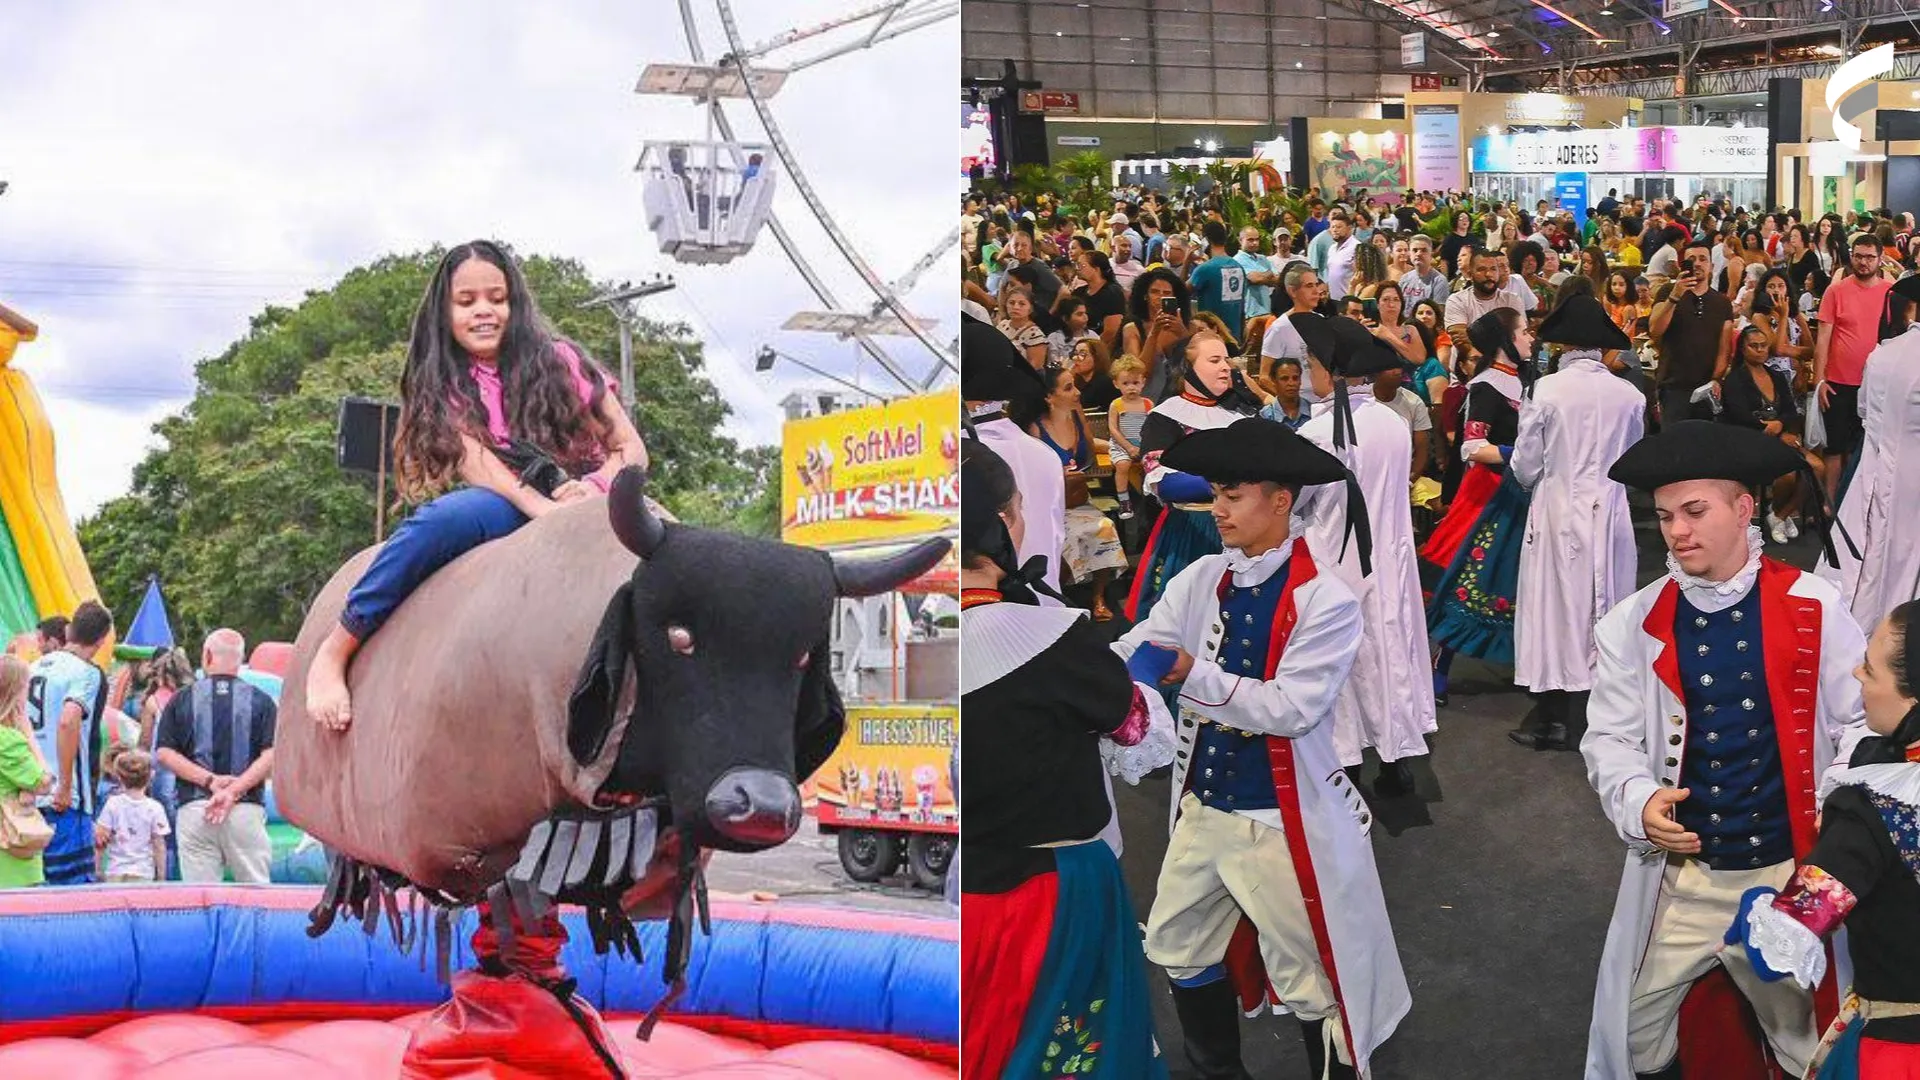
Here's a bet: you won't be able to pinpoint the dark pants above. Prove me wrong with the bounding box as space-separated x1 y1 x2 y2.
340 487 527 641
1656 383 1703 430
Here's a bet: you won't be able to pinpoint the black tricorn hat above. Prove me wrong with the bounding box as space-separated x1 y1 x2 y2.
1538 293 1633 353
1160 418 1374 574
960 313 1046 405
1606 420 1805 492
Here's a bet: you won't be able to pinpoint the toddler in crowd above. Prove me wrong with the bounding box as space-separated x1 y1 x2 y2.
94 749 169 883
1105 353 1152 520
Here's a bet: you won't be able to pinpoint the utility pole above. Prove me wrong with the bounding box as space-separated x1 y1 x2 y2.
581 276 676 411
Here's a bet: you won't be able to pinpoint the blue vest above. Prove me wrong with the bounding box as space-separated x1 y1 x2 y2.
1672 589 1793 871
1191 559 1288 813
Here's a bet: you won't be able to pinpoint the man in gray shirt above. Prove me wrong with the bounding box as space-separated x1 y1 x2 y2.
1398 234 1450 308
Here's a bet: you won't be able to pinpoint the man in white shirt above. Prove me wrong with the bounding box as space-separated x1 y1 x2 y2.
1444 246 1538 368
1258 264 1324 392
1322 213 1360 300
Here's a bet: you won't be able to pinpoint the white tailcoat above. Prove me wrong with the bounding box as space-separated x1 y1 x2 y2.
1115 542 1411 1077
971 416 1067 604
1511 355 1646 692
1578 560 1868 1079
1824 324 1920 630
1297 393 1437 764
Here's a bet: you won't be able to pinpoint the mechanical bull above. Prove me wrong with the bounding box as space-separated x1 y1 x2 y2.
276 467 948 1044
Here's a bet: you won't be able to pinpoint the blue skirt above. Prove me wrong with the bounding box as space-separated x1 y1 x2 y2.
1125 507 1220 623
1426 470 1531 664
1003 842 1168 1078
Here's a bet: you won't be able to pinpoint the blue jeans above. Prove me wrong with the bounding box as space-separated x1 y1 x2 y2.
340 487 528 640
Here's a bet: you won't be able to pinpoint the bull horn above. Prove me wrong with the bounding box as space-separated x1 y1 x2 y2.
609 466 666 558
832 537 951 597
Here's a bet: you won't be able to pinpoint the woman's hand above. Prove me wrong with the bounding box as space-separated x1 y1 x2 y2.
1764 420 1784 436
552 480 596 504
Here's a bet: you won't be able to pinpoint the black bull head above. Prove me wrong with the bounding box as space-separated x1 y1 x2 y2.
567 467 949 855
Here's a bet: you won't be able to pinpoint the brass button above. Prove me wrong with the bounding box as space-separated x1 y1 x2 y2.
1669 734 1682 745
1666 757 1679 767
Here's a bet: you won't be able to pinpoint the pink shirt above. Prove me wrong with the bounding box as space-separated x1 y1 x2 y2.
467 341 614 448
1819 274 1891 386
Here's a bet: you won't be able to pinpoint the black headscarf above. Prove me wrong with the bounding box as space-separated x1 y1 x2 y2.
960 440 1063 605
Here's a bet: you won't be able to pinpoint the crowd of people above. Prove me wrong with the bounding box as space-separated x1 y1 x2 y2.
2 606 280 888
960 180 1920 1079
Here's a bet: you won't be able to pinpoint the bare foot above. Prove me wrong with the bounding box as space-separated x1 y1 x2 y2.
306 626 359 732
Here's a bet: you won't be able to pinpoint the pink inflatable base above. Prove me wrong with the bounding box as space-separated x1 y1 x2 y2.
0 1012 958 1079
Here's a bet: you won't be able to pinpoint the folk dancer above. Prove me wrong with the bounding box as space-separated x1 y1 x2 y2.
1723 598 1920 1078
1292 314 1433 795
1581 422 1870 1079
1116 418 1410 1079
1509 294 1647 751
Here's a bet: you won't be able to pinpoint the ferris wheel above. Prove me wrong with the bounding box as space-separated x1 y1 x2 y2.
637 1 957 395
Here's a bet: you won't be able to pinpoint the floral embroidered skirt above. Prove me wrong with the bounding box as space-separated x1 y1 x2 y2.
1425 469 1530 664
1125 506 1220 622
1419 462 1502 595
962 842 1167 1079
1062 504 1131 584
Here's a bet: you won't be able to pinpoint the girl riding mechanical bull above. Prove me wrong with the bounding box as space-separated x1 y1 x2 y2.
277 242 946 1078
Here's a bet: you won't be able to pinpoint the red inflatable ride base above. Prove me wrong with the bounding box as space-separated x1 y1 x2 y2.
402 969 626 1079
0 1012 955 1079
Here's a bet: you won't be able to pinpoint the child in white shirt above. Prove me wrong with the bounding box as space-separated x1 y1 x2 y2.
95 749 169 883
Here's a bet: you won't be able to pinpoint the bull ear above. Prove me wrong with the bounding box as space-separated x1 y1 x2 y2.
609 467 666 558
568 582 635 765
794 643 845 781
831 537 951 597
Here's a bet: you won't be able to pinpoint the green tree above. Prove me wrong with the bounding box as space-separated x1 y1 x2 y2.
78 248 777 647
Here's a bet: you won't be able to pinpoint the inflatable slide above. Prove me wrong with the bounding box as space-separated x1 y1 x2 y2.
0 301 102 641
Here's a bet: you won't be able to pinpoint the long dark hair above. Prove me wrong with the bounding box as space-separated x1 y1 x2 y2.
394 241 610 498
1127 267 1192 326
1751 268 1792 318
1467 307 1523 377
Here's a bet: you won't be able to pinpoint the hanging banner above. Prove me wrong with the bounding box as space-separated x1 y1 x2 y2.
809 704 959 834
1412 105 1463 192
781 390 960 548
1555 172 1590 217
1401 33 1426 67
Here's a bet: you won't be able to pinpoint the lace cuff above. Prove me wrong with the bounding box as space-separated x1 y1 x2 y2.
1745 903 1828 990
1102 685 1176 785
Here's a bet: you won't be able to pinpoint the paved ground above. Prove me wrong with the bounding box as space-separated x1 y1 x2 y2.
707 818 952 918
1074 498 1830 1079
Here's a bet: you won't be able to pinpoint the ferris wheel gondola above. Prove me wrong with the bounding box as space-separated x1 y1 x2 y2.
637 0 956 393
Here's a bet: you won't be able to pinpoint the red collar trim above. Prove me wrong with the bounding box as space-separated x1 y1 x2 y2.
1179 390 1218 406
960 589 1002 610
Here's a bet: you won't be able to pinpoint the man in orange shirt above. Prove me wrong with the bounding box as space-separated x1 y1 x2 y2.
1812 234 1892 501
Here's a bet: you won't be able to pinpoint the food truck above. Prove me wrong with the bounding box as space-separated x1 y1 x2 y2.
781 390 960 891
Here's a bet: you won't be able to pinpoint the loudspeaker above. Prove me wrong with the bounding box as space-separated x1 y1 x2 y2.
1381 102 1406 120
337 396 400 476
1766 80 1800 211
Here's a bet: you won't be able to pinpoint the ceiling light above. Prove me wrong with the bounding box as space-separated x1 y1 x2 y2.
1295 60 1305 68
1054 30 1063 36
1757 99 1768 106
1543 43 1553 53
1487 30 1501 37
1204 139 1219 152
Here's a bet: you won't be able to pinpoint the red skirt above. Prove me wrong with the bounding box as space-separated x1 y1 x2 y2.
1420 463 1502 580
962 872 1059 1079
1861 1037 1920 1078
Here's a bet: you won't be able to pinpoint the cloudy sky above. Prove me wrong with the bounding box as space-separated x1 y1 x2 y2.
0 1 957 518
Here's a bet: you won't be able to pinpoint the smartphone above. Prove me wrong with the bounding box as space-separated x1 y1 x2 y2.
1160 296 1180 315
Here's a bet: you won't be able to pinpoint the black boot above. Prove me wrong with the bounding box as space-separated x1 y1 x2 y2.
1633 1061 1682 1080
1372 758 1416 798
1169 980 1252 1080
1299 1018 1358 1079
1556 690 1591 751
1507 690 1561 749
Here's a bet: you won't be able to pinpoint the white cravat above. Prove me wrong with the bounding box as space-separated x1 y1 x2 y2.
1221 543 1290 586
1666 525 1765 613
